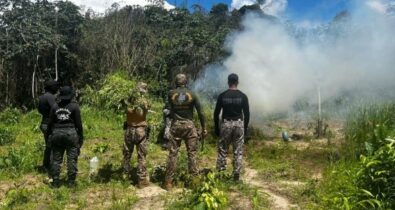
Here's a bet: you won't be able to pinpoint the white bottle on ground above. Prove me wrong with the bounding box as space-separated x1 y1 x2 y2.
90 156 99 175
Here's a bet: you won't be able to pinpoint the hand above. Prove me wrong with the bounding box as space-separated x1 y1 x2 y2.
201 129 208 138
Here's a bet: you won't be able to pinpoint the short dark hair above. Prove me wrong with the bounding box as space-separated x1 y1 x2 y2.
228 73 239 85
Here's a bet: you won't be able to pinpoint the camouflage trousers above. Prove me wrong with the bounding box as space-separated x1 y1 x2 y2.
123 126 148 181
165 120 199 182
216 119 244 176
40 123 52 170
163 117 172 141
50 128 80 181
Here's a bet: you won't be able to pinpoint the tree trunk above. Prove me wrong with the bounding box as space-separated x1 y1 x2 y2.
6 71 9 105
32 68 36 99
55 47 58 81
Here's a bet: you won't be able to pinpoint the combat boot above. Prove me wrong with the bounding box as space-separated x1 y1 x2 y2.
67 179 76 187
51 179 61 188
164 180 173 191
137 179 150 189
233 173 240 182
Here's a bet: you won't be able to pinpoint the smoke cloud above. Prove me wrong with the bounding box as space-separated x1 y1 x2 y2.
194 1 395 115
231 0 288 16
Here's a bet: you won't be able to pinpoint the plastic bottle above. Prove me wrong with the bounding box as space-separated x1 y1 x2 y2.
282 131 290 141
90 156 99 175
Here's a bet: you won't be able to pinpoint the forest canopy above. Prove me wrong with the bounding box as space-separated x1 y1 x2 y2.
0 0 266 108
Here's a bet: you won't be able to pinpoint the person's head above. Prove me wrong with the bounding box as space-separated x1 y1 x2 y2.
228 73 239 87
175 74 187 87
58 86 74 102
137 82 148 94
44 80 59 94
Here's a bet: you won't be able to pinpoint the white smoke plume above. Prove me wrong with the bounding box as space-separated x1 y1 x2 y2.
195 1 395 115
231 0 287 16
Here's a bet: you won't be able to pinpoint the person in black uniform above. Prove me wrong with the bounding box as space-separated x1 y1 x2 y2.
214 73 250 181
38 80 59 172
47 86 83 188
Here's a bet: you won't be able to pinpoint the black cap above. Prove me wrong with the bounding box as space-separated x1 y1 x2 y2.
228 73 239 85
44 80 58 88
59 86 74 100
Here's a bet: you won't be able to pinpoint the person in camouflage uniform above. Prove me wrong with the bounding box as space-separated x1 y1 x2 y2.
123 82 151 188
47 86 83 188
214 73 250 181
163 74 207 190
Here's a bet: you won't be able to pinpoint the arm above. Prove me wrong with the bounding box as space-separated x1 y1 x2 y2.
213 94 222 137
48 94 57 110
243 94 250 133
46 108 55 138
74 104 84 147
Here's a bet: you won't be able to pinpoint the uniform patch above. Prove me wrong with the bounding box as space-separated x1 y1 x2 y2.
56 108 72 121
178 93 186 103
171 92 193 105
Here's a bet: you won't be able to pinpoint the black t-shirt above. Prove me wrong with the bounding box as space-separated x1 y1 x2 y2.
38 92 57 124
214 89 250 130
47 101 84 143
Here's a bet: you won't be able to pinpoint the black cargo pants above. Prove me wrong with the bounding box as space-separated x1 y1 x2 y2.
50 128 80 181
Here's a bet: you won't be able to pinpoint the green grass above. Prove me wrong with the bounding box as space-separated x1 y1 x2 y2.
0 104 273 209
344 103 395 157
246 140 336 182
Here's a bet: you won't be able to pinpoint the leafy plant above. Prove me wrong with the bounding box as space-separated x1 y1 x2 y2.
0 127 15 146
318 139 395 210
93 142 109 154
81 71 137 111
355 139 395 209
191 172 228 209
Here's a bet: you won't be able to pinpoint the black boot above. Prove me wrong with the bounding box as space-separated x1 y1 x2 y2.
51 179 60 188
67 179 76 187
233 174 240 182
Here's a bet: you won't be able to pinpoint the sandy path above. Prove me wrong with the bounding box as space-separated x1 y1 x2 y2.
132 184 167 210
244 167 299 210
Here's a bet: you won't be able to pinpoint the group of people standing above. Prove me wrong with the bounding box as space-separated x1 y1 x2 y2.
38 73 249 190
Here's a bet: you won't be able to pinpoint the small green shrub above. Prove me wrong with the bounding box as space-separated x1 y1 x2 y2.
93 142 109 154
0 127 15 146
170 172 228 210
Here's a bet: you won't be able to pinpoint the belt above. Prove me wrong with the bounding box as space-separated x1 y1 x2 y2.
53 124 75 129
223 119 242 122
